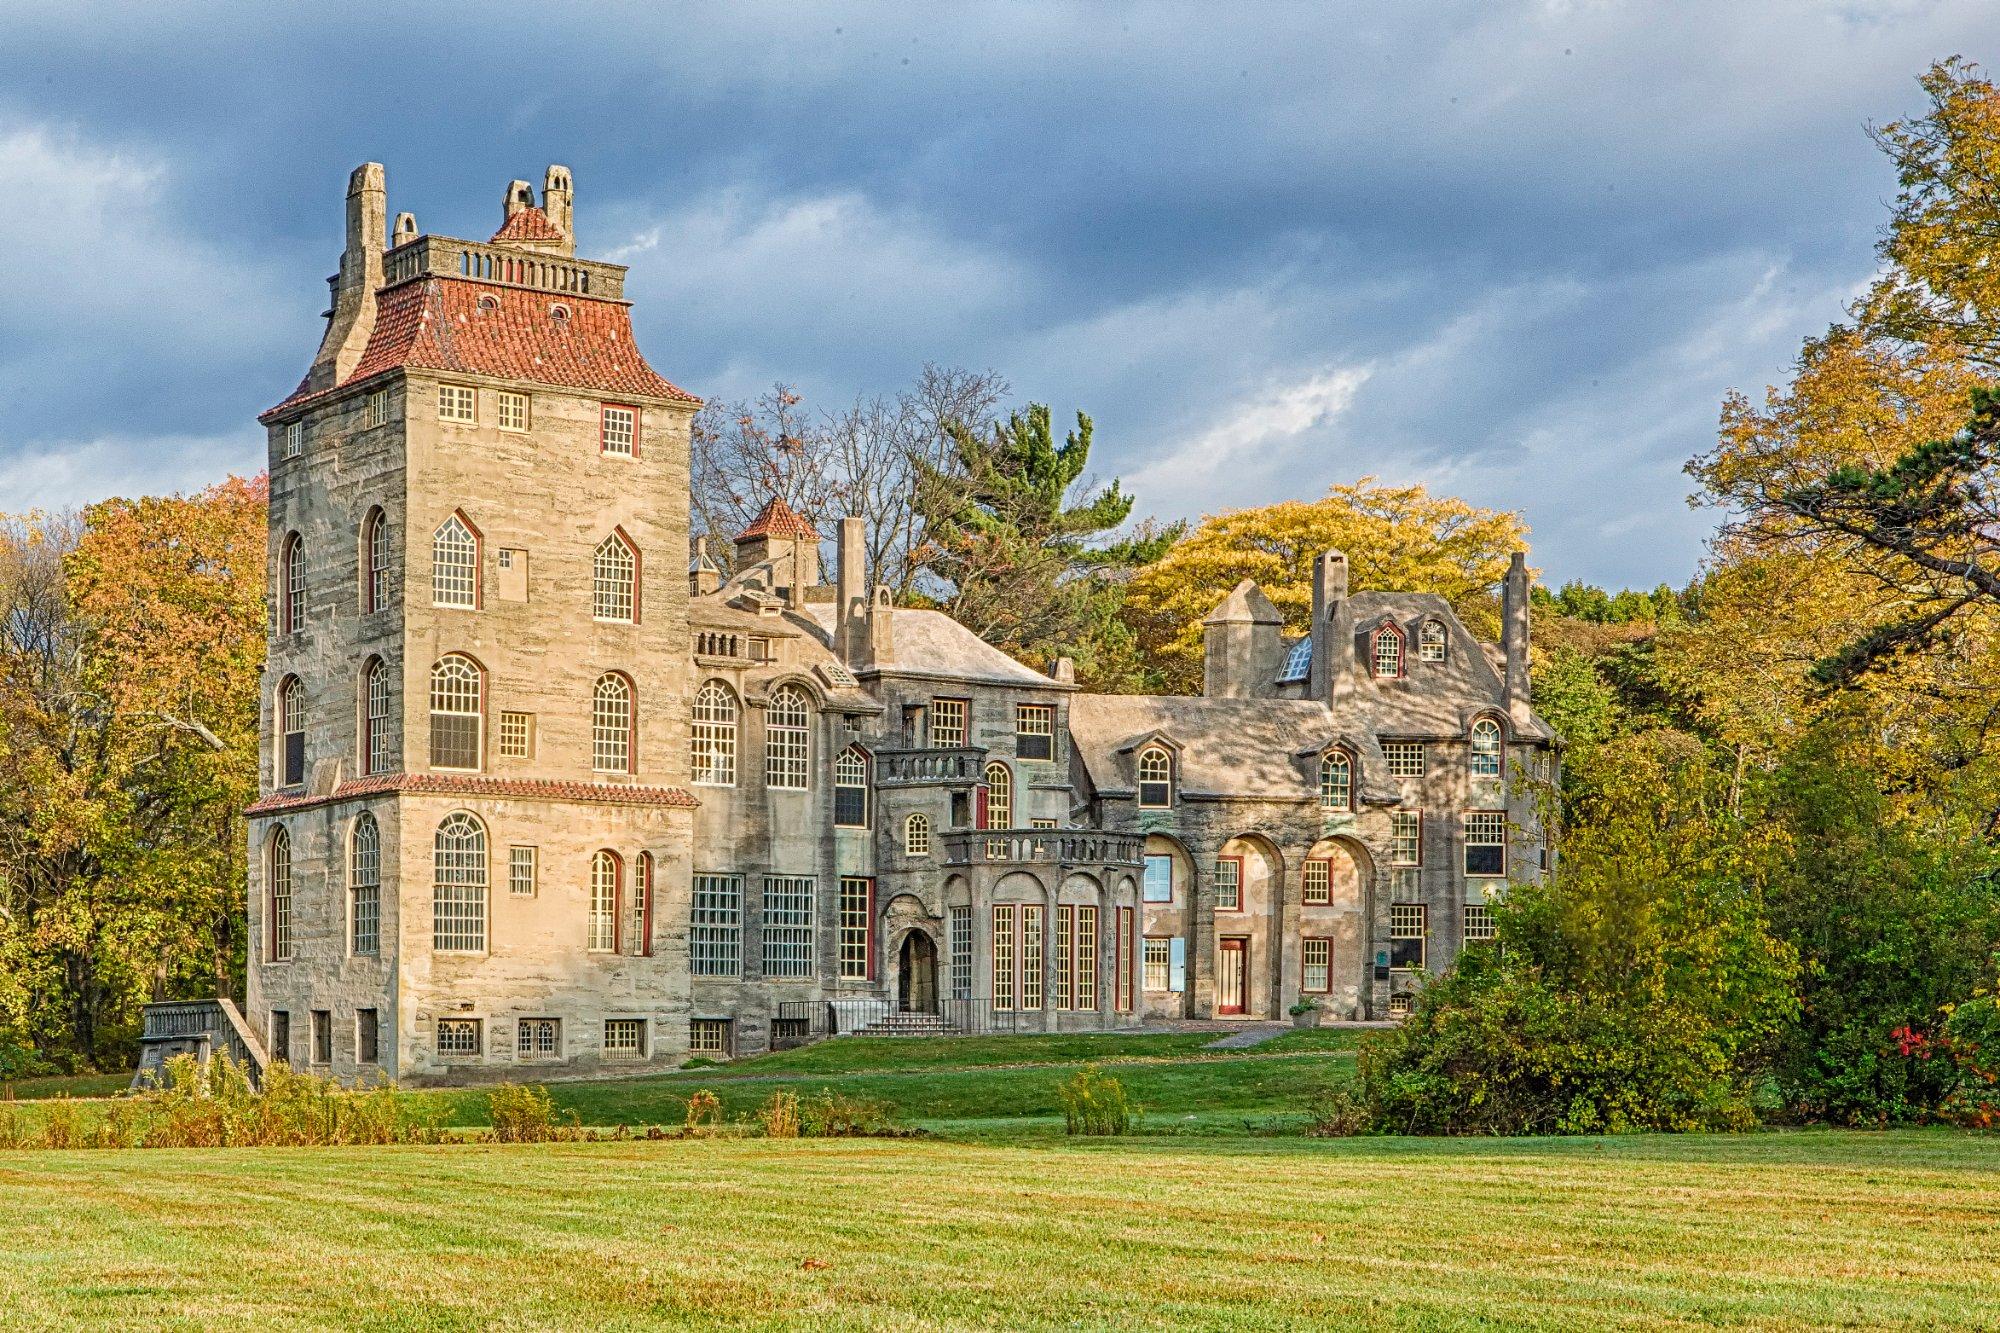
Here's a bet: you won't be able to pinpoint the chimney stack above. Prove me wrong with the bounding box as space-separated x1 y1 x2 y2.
503 179 534 221
1503 551 1531 725
835 518 868 665
543 164 574 253
1310 549 1352 704
868 586 896 667
305 162 386 392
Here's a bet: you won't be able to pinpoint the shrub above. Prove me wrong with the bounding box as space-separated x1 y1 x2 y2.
489 1083 579 1143
683 1089 723 1134
1059 1065 1131 1136
798 1089 902 1137
757 1090 801 1138
1304 1084 1368 1137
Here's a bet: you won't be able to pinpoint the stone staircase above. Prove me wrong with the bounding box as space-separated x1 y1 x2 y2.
853 1010 964 1038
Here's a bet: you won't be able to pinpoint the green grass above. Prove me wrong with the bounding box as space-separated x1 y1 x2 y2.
3 1131 1997 1328
2 1071 131 1101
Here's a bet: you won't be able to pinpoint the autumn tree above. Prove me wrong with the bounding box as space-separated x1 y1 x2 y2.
1121 480 1527 694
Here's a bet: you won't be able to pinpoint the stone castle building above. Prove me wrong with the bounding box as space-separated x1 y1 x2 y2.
238 164 1557 1085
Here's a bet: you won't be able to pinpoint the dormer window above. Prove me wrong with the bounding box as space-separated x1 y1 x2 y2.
1372 625 1405 679
1137 746 1173 808
1470 718 1503 778
1419 619 1446 662
1318 751 1352 811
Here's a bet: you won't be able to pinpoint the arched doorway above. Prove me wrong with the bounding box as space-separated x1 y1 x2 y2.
899 932 939 1013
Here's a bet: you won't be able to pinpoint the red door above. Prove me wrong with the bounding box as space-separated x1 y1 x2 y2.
1217 938 1248 1015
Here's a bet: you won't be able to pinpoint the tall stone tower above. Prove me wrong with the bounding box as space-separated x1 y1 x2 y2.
246 162 702 1084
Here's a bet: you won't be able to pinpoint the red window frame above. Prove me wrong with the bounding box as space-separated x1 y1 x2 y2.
1302 856 1333 905
1214 854 1245 912
600 403 641 457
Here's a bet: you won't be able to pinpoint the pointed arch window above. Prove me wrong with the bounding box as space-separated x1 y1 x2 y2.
266 825 293 962
432 513 479 608
982 761 1013 830
1136 746 1172 809
432 811 488 952
834 746 870 827
281 533 305 635
362 658 392 776
592 673 635 774
1470 717 1504 779
1418 618 1446 663
1373 625 1405 679
429 654 483 770
349 813 380 957
592 530 639 623
362 509 390 614
1319 750 1352 811
904 812 931 857
691 680 738 786
765 685 811 790
588 850 622 954
278 675 306 788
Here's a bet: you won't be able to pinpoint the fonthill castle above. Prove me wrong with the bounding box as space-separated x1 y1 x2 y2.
208 164 1557 1086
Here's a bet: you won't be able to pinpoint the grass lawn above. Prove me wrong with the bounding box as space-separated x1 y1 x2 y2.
2 1071 131 1101
3 1130 1997 1329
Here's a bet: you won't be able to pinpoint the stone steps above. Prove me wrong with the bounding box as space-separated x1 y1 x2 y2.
854 1012 963 1038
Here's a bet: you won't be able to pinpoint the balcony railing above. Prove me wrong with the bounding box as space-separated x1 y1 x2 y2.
382 234 627 300
873 747 986 787
940 828 1145 868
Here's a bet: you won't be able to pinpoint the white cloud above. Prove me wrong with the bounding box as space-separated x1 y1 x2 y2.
1130 366 1373 513
0 431 261 513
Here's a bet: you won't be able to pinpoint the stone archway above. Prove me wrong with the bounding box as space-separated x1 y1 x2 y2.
898 932 939 1013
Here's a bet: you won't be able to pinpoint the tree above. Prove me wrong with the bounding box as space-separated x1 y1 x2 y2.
1121 480 1526 694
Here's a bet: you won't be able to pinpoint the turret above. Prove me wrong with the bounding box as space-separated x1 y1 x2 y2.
543 165 574 245
1202 579 1284 698
733 497 820 602
304 162 386 393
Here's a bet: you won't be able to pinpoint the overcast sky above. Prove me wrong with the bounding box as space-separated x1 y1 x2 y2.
1 2 1993 587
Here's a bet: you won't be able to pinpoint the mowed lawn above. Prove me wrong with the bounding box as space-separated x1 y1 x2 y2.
3 1131 1998 1329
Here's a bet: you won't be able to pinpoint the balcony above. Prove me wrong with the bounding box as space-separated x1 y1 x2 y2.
941 828 1145 869
874 747 986 788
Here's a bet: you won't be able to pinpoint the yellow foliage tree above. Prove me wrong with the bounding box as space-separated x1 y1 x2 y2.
1123 480 1528 694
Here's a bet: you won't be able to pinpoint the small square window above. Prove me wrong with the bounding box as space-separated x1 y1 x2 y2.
1464 903 1497 942
498 711 534 759
497 391 530 432
439 385 477 423
283 421 303 459
437 1017 482 1058
509 846 538 897
1384 742 1426 778
601 405 637 456
689 1018 731 1055
1387 992 1413 1017
1015 704 1054 761
518 1017 561 1060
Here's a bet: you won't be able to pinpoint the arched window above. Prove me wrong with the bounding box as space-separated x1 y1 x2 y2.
281 533 305 635
592 673 634 774
362 658 392 775
691 681 738 786
1136 746 1172 809
982 761 1012 830
429 654 483 770
1418 618 1446 662
765 684 810 790
587 850 622 954
1319 751 1352 811
360 509 390 615
904 812 931 857
592 531 639 623
432 513 478 608
432 811 488 952
1373 626 1404 679
1470 717 1504 778
266 825 293 962
278 675 306 787
349 813 380 957
834 746 869 827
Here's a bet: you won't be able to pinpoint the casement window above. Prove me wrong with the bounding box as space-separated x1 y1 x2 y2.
283 420 303 459
592 531 639 623
431 513 479 608
432 811 488 952
1319 751 1352 811
1115 907 1135 1012
1136 746 1173 808
266 826 293 962
366 389 390 429
592 673 635 774
437 1018 482 1058
508 846 538 897
1391 811 1422 866
765 685 810 789
279 676 306 787
635 852 656 958
1373 625 1405 678
992 904 1017 1010
588 850 622 953
349 813 380 957
838 876 874 981
496 391 529 433
362 659 392 776
311 1010 332 1064
1031 818 1058 830
689 1019 731 1055
904 813 932 857
1464 903 1497 942
928 697 968 748
438 384 477 424
1055 905 1072 1011
691 682 740 786
603 1018 646 1058
1021 905 1044 1010
270 1011 291 1064
1015 703 1055 761
1465 811 1508 877
982 761 1012 830
356 1009 379 1065
1302 938 1332 993
948 905 972 999
1303 858 1331 906
362 509 390 614
1073 905 1098 1010
1470 718 1503 779
1142 853 1174 903
691 874 742 977
1419 619 1447 662
1384 741 1425 777
281 533 305 635
497 710 533 759
834 747 870 827
1390 903 1427 971
761 876 814 979
1215 856 1243 911
1143 937 1173 992
518 1018 560 1060
600 404 638 456
428 655 483 770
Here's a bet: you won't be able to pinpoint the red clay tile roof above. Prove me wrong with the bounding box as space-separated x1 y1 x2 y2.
263 277 699 419
490 206 566 243
738 496 819 542
245 772 699 816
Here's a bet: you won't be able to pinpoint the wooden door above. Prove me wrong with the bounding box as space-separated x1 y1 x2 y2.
1217 938 1248 1015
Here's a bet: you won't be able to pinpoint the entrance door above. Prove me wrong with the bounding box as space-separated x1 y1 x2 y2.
899 933 939 1013
1217 938 1248 1015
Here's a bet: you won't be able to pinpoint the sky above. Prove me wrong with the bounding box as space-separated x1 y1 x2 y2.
1 2 1994 588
